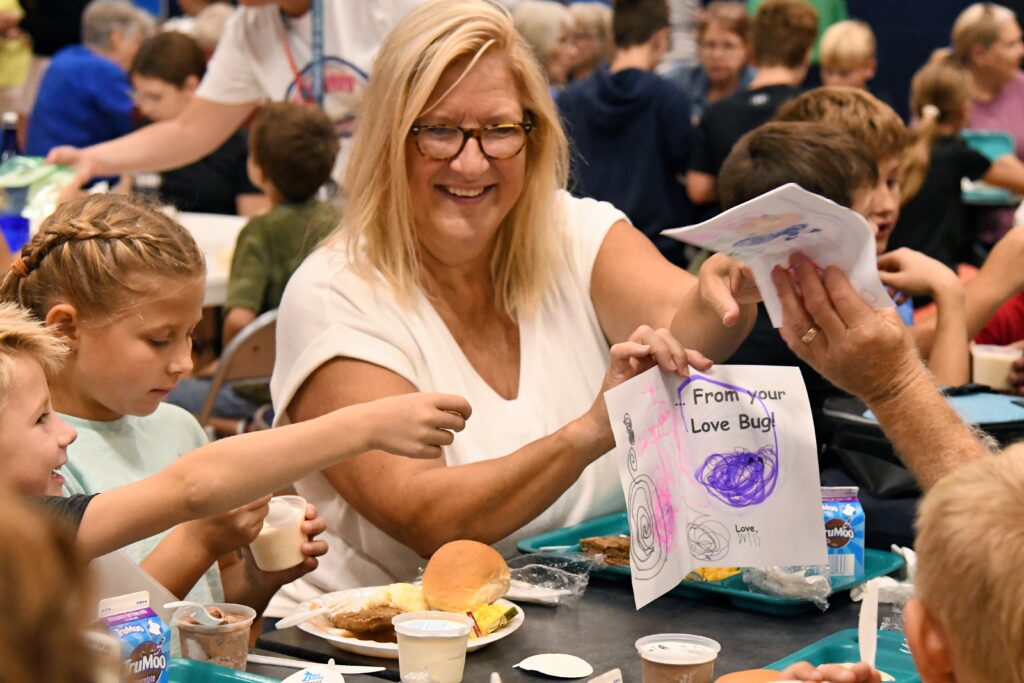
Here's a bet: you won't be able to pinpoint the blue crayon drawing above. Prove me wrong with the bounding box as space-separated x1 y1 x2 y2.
695 445 779 508
732 222 821 248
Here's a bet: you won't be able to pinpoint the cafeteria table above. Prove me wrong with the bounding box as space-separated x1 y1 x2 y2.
254 576 870 681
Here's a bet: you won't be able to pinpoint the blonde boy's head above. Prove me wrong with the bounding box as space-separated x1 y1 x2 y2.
909 449 1024 681
819 20 877 88
0 303 66 411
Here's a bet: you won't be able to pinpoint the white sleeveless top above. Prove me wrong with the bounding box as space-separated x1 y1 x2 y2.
270 191 627 610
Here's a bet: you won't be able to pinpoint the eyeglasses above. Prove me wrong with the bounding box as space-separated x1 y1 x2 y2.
409 121 534 161
698 41 744 54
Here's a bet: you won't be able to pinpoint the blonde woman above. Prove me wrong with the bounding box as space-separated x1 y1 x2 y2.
568 2 612 81
270 0 758 608
513 0 578 92
952 2 1024 243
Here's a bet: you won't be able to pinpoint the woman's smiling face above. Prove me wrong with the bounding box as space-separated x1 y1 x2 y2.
406 51 528 270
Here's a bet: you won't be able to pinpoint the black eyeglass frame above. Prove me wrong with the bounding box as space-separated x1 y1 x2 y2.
409 120 535 161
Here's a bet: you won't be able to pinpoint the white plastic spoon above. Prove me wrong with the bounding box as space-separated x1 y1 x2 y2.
275 605 333 630
163 600 225 625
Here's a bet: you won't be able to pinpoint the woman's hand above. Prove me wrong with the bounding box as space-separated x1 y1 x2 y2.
46 146 95 204
773 253 925 406
876 248 960 298
241 503 328 589
778 661 882 682
697 252 760 327
582 325 712 447
358 392 472 459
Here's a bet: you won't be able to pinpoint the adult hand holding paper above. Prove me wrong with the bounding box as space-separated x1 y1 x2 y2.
662 184 893 328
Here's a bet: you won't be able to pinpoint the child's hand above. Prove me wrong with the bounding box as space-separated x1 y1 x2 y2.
877 248 960 298
242 503 328 589
778 661 882 682
362 393 472 459
188 495 271 558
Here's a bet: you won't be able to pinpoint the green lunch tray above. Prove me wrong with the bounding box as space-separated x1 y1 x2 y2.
169 658 277 682
766 629 920 682
516 511 905 616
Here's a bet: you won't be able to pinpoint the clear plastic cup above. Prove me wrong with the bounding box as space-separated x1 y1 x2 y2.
636 633 721 683
249 495 307 572
971 344 1022 391
393 611 473 683
173 602 256 671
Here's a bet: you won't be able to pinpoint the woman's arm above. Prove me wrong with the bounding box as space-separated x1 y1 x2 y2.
74 392 469 558
590 221 757 361
981 153 1024 194
285 338 686 558
47 97 256 194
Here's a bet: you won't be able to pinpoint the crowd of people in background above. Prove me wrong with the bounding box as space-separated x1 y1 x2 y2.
4 1 1024 682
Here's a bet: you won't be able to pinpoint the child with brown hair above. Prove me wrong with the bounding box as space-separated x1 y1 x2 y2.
893 50 1024 270
0 193 465 613
167 101 340 425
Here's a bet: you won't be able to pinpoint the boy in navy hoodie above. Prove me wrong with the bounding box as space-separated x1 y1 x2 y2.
557 0 693 266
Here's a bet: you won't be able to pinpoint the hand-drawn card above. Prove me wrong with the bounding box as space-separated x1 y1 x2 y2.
660 183 893 327
604 364 827 609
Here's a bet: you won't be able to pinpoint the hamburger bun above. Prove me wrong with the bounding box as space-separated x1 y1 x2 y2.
422 540 510 612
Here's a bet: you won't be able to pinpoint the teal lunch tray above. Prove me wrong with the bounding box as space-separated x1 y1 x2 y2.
765 629 920 682
517 512 904 616
169 658 277 682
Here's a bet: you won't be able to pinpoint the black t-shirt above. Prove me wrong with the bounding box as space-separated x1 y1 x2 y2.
726 304 844 445
890 136 991 269
157 130 258 215
689 84 803 177
34 493 98 529
21 0 91 57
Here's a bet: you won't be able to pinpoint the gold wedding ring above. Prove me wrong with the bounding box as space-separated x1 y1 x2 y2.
801 325 820 344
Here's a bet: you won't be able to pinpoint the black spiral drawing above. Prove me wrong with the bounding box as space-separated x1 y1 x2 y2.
686 514 730 562
628 473 670 580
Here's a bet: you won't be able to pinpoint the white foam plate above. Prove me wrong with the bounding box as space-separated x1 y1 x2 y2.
294 586 525 660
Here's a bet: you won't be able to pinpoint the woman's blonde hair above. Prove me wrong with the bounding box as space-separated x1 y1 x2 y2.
0 485 96 683
336 0 568 317
902 50 972 201
952 2 1017 66
0 194 205 323
915 447 1024 681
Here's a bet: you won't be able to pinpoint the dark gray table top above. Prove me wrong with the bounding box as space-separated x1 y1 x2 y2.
255 576 861 682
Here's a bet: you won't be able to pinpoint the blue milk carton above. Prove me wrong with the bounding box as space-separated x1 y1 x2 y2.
821 486 865 578
98 591 170 683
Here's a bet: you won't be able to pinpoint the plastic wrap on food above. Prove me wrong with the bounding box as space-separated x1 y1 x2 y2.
503 553 606 606
741 565 832 611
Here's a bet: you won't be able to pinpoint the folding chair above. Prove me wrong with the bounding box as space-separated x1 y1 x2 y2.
196 309 278 428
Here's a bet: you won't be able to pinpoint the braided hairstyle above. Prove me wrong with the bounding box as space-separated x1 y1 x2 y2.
0 194 205 322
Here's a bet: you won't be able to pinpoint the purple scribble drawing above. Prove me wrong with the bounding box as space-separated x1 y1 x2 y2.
686 514 730 561
628 473 671 579
677 375 781 509
695 445 778 507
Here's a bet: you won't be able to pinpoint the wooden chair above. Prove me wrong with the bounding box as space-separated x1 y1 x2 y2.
196 309 278 428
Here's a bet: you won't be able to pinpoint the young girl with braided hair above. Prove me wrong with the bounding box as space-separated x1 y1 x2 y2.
0 194 451 613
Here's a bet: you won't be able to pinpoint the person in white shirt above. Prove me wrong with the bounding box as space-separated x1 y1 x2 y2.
269 0 759 608
48 0 422 190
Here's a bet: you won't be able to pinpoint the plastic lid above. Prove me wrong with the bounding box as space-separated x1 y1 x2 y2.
264 496 304 527
635 634 720 665
392 612 472 639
